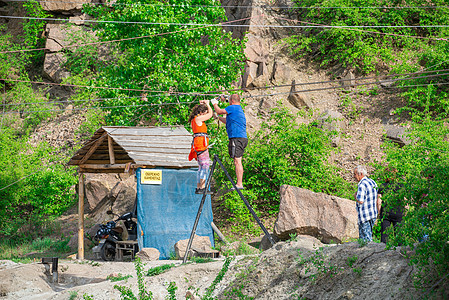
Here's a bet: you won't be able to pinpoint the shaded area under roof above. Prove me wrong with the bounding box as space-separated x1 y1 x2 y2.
68 126 197 173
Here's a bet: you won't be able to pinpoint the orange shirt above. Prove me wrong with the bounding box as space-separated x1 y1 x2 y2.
188 117 209 161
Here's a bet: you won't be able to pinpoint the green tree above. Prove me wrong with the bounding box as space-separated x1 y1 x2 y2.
83 0 245 126
374 119 449 274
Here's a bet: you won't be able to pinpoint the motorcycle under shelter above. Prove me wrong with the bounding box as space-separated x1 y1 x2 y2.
68 126 215 260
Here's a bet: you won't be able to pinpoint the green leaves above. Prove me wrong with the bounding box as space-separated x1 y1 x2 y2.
373 119 449 274
213 106 354 231
286 0 449 120
82 0 245 125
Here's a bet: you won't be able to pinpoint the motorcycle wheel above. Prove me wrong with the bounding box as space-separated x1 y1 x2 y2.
100 241 116 261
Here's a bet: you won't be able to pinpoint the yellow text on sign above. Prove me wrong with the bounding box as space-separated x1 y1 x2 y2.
141 170 162 184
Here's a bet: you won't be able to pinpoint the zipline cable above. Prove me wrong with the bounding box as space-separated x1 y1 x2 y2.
0 14 256 54
4 0 449 9
3 76 449 115
2 68 449 103
3 15 449 28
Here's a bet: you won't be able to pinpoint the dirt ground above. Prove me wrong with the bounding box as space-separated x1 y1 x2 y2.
1 237 447 300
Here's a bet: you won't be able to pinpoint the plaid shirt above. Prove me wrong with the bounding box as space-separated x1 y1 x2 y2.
356 176 378 223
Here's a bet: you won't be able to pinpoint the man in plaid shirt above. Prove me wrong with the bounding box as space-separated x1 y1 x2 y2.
353 165 378 242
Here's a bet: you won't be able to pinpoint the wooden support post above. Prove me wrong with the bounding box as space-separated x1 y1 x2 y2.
78 173 85 260
108 135 115 165
211 222 228 244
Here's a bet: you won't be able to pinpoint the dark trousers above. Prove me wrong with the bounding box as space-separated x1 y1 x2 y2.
380 218 401 243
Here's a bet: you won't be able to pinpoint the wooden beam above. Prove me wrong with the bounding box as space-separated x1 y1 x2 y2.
80 163 133 169
78 132 108 165
78 173 85 260
108 135 116 165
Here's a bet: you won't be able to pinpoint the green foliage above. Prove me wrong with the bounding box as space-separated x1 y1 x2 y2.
297 247 338 281
0 129 77 238
114 258 153 300
146 263 175 277
218 240 259 257
0 237 71 260
202 257 232 300
165 282 177 300
352 267 362 276
22 0 49 49
69 291 78 300
82 0 246 126
285 0 449 119
373 119 449 274
83 294 95 300
108 273 133 282
214 106 354 229
188 256 213 264
346 255 358 267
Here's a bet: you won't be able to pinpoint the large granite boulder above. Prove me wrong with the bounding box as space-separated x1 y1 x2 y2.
274 185 358 243
136 248 160 261
174 235 216 259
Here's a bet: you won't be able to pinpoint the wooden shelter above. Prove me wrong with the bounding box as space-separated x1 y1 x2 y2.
68 126 197 259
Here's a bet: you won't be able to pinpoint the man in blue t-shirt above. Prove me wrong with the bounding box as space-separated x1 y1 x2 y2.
211 94 247 189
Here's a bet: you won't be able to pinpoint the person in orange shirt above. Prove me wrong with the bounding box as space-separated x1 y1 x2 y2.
188 100 213 194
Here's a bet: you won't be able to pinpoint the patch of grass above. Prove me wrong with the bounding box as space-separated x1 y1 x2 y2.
189 256 214 264
346 255 358 267
107 273 133 282
0 237 71 261
353 267 362 276
146 263 175 277
68 291 78 300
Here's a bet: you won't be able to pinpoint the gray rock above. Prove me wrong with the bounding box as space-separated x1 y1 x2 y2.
40 0 91 13
251 62 270 88
287 80 313 109
45 24 84 52
136 248 160 261
242 61 258 88
174 235 214 259
341 69 356 87
43 52 70 82
273 185 358 243
271 60 291 85
244 34 268 63
385 126 412 146
315 110 346 147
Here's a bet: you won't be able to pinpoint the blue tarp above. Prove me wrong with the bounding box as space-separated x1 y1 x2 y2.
136 168 214 259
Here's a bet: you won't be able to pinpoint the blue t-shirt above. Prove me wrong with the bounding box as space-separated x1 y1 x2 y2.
225 105 247 139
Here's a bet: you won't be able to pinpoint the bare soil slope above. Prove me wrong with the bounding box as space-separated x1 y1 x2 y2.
2 239 445 300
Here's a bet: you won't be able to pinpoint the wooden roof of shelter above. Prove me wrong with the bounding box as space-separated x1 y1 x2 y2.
68 126 197 173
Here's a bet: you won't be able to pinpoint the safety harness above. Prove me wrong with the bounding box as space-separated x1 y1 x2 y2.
189 118 210 161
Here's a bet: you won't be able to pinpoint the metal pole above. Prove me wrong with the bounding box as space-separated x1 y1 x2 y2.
182 157 217 264
215 155 276 246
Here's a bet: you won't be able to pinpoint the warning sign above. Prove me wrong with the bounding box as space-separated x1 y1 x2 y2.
141 170 162 184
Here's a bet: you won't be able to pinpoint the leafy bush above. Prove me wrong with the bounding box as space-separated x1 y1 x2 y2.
0 129 77 238
212 106 354 231
373 119 449 274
